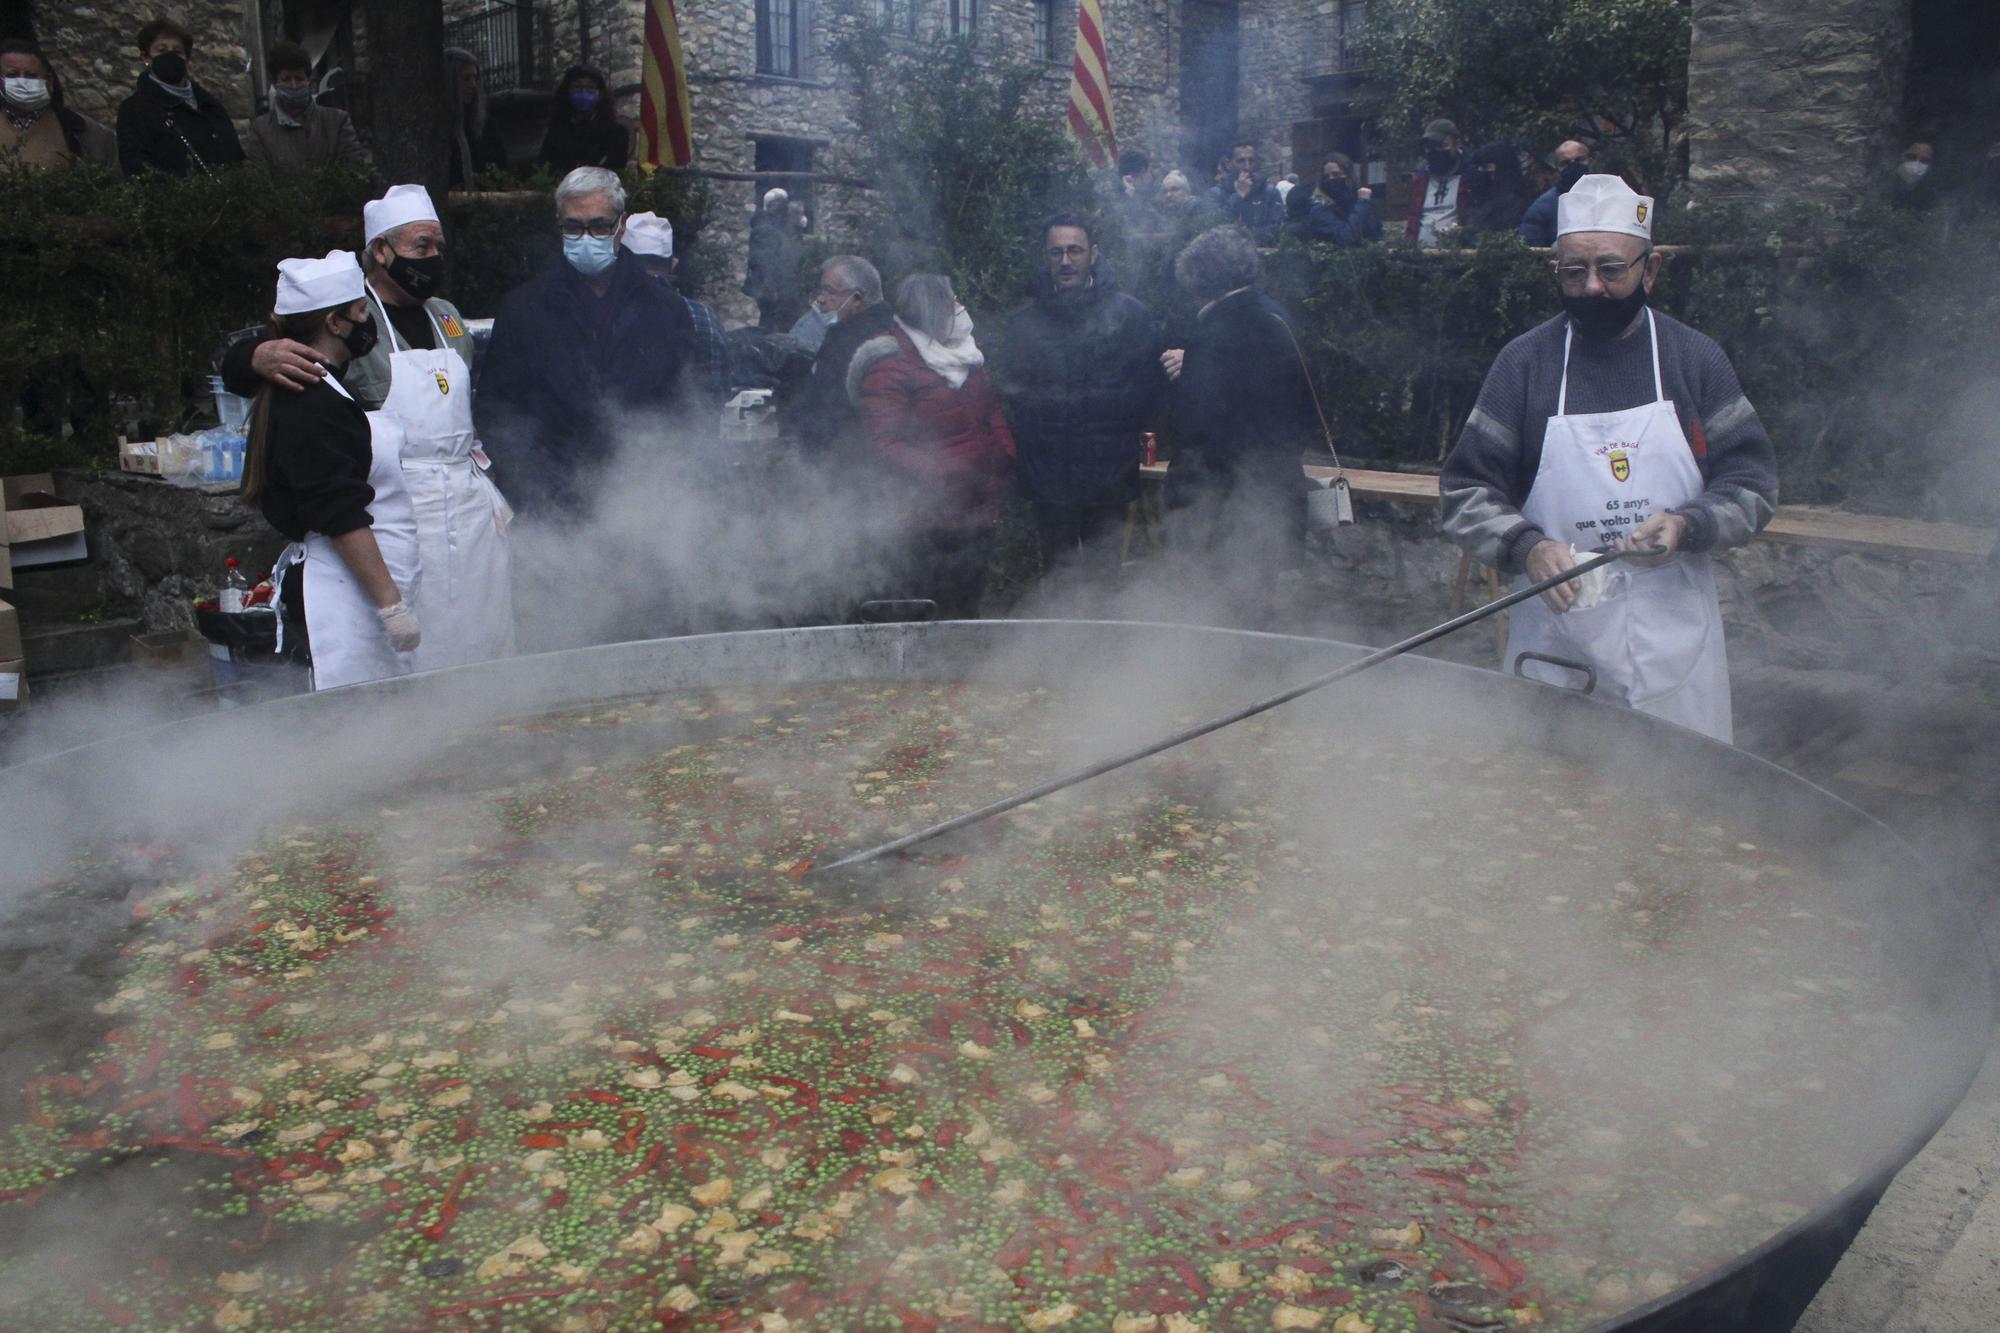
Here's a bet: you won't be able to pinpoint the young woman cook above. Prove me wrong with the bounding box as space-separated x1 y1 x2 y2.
240 251 423 690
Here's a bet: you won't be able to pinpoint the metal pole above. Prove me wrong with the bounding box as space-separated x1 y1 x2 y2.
810 548 1649 875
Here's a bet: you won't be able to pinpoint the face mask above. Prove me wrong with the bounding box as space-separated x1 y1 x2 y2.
2 77 50 112
149 52 189 86
948 308 973 344
336 313 379 361
1557 160 1589 192
1425 148 1458 178
271 83 314 113
1898 159 1931 185
386 251 445 303
1561 279 1650 341
569 88 600 112
564 233 618 277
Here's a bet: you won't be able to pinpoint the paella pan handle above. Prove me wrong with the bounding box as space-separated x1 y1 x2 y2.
1512 652 1597 696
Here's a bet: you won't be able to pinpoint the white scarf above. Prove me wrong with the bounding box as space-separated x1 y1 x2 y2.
895 312 984 389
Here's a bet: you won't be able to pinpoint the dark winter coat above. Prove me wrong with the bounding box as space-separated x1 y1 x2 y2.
995 275 1166 510
743 209 804 304
1306 191 1383 245
1517 186 1562 245
1206 175 1285 244
473 249 697 519
850 326 1016 530
1164 287 1316 523
798 302 897 456
115 74 244 177
536 117 630 176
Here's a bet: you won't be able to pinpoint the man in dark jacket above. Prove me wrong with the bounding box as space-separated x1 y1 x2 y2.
797 255 896 456
995 213 1166 597
115 19 244 177
1518 140 1592 245
1405 119 1466 244
1163 226 1317 587
1206 140 1285 244
744 189 807 329
475 166 697 521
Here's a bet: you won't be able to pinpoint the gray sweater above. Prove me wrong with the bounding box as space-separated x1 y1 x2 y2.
1440 309 1778 574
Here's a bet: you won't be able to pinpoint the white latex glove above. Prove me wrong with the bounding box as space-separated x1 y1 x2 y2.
377 600 422 653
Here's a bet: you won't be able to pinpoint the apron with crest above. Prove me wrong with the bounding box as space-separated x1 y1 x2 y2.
1505 310 1733 743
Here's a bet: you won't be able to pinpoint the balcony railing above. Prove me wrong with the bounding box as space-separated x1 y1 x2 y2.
445 1 537 92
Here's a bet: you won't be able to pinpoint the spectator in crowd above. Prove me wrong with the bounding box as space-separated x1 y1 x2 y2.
797 255 895 456
537 66 629 177
1282 178 1316 239
1208 139 1284 243
745 187 807 330
445 47 509 189
225 184 476 413
243 41 367 179
624 210 733 407
239 250 421 690
116 18 244 177
1157 169 1198 217
1461 142 1533 237
1440 175 1777 744
1518 139 1592 245
1891 141 1939 213
1305 151 1381 245
0 40 116 168
1406 118 1466 245
850 274 1016 619
475 166 697 521
995 213 1167 603
1161 226 1316 581
1119 148 1155 199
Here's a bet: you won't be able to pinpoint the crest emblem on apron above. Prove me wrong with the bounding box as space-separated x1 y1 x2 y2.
434 371 450 395
1608 448 1631 482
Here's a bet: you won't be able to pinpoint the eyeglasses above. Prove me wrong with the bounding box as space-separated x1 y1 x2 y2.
559 218 620 239
1555 252 1650 289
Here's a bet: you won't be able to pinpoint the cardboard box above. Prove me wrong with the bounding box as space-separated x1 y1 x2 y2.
0 598 18 662
0 659 25 711
1 473 87 581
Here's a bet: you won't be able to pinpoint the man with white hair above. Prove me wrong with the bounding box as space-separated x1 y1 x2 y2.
744 185 806 329
1440 175 1778 743
798 255 895 457
474 165 697 519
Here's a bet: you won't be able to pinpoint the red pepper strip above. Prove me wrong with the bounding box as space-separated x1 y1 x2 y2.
688 1045 735 1060
1158 1254 1208 1299
672 1125 707 1165
617 1111 647 1154
1004 1016 1033 1046
174 1074 209 1133
133 1137 254 1160
1060 1180 1095 1226
934 1120 962 1149
545 1188 568 1209
572 1089 625 1104
1441 1229 1528 1291
531 1120 598 1131
1238 1220 1303 1248
131 1033 169 1084
76 1281 135 1327
112 1088 170 1116
762 1074 820 1112
890 1306 939 1332
615 1144 665 1187
517 1132 567 1149
421 1165 476 1242
453 1113 478 1144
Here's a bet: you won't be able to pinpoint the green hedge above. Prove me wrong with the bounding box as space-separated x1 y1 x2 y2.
1 163 708 472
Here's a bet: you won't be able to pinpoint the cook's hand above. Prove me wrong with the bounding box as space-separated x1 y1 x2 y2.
377 600 422 653
1161 349 1185 381
1235 171 1253 199
252 338 328 392
1527 539 1582 614
1621 512 1688 567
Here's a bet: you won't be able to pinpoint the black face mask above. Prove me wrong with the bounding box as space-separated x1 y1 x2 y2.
386 252 445 303
1557 160 1589 193
1561 280 1650 341
1425 148 1459 178
148 52 188 85
336 314 379 362
1321 178 1355 208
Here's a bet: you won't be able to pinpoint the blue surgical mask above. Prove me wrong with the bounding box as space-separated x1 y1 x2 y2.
569 88 600 112
564 233 619 277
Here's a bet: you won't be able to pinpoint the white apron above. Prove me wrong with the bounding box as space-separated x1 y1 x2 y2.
374 290 516 673
302 377 422 691
1505 310 1733 743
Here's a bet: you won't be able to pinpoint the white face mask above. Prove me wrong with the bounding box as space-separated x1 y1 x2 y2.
2 77 50 112
948 307 973 344
1897 159 1931 185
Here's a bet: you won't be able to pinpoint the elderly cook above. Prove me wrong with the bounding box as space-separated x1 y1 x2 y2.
1439 175 1778 743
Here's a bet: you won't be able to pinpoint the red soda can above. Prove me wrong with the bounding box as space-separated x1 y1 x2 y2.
1142 432 1158 467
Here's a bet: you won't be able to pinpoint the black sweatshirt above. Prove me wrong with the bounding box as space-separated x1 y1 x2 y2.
258 378 375 542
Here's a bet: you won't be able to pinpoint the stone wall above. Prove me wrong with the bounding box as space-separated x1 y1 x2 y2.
1686 0 1912 207
1237 0 1313 179
36 0 257 127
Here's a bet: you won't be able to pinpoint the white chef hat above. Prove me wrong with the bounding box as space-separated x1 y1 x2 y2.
274 250 365 315
621 211 675 259
1556 174 1654 241
363 183 441 245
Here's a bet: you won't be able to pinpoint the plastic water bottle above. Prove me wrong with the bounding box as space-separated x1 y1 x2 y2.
220 557 249 614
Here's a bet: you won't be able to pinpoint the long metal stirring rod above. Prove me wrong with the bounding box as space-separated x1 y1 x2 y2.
809 546 1655 875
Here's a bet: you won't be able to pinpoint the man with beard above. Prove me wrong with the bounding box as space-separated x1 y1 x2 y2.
1405 119 1466 244
1207 139 1285 244
1440 176 1778 744
995 213 1166 603
1518 139 1593 245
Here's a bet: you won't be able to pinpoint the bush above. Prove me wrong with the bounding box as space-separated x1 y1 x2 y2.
1 162 708 471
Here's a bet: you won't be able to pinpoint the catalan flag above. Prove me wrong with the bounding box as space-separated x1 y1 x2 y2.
1066 0 1116 168
637 0 695 168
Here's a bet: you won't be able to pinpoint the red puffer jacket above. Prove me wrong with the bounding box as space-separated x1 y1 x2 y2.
849 326 1017 529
